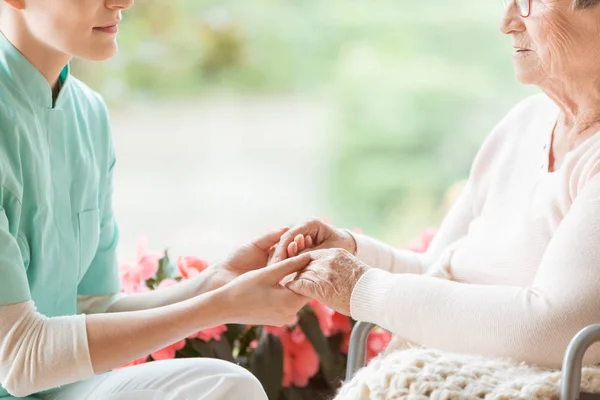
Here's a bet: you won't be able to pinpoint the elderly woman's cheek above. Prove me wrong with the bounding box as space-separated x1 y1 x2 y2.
543 18 579 66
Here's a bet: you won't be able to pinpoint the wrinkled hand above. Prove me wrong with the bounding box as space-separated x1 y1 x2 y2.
269 218 357 265
210 227 311 290
284 249 370 315
219 253 313 326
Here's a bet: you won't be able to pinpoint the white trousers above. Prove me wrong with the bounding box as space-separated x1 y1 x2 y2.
43 358 268 400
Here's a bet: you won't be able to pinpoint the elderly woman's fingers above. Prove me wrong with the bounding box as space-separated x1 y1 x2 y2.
305 235 313 248
286 234 306 258
287 242 297 258
270 219 332 264
297 242 337 255
295 234 306 251
289 235 315 257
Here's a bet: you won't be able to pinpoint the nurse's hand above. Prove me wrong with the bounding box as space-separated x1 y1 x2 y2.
218 253 313 326
208 227 312 291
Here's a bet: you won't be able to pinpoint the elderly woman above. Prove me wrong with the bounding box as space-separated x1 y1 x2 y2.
271 0 600 369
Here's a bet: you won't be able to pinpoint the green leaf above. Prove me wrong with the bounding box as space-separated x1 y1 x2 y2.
190 338 216 358
145 277 158 290
298 309 340 389
238 325 259 357
177 341 201 358
282 387 303 400
156 250 177 281
212 339 234 362
236 355 250 369
297 386 333 400
328 332 344 355
224 323 246 343
250 333 283 400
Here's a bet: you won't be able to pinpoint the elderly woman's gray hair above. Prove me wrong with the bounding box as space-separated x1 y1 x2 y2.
577 0 600 8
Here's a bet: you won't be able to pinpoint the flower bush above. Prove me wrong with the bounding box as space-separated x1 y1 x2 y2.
117 227 436 399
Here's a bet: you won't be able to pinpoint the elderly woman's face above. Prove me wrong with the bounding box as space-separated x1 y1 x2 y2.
500 0 600 86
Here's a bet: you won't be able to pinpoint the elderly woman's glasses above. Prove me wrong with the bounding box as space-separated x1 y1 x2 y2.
502 0 532 17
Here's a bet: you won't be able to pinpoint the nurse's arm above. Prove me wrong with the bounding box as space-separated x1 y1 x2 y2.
79 262 225 314
0 295 224 397
0 255 311 398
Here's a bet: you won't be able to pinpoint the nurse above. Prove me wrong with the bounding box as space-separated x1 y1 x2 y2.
0 0 314 398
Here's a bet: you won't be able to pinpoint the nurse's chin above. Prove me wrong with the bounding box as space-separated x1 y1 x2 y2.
76 43 119 62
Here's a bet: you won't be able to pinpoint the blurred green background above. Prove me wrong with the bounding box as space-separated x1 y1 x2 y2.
75 0 536 260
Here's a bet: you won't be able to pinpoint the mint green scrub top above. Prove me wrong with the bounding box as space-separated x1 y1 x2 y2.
0 33 121 398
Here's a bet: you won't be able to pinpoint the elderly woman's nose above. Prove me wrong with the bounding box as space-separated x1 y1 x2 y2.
500 1 526 35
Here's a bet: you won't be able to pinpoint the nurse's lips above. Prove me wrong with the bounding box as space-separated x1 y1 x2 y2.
93 20 120 34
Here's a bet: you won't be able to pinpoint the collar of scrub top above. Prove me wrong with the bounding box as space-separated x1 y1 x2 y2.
0 30 71 110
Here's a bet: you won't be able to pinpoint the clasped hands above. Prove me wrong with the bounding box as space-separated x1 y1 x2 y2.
270 219 372 316
214 219 370 318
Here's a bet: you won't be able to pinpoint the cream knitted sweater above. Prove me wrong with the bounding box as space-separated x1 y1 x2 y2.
349 93 600 369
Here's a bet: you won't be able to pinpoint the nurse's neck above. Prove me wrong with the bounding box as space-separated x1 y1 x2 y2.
0 13 70 105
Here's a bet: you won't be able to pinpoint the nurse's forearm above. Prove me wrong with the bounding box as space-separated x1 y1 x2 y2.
87 288 228 373
0 293 230 397
106 263 222 313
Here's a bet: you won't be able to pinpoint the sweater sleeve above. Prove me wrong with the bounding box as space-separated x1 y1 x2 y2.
350 174 600 368
350 180 476 275
77 294 128 314
0 301 95 398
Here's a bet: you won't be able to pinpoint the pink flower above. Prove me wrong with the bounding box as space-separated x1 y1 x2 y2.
332 312 352 334
157 278 179 289
117 355 149 369
265 325 288 336
420 228 437 249
338 326 391 359
151 340 186 361
309 300 351 337
279 328 320 388
119 273 150 294
366 329 392 363
119 237 163 293
408 228 437 253
264 315 299 337
177 255 210 280
309 300 335 336
408 242 427 253
189 325 228 342
135 237 162 280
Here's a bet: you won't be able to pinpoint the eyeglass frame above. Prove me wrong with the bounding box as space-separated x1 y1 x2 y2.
502 0 532 18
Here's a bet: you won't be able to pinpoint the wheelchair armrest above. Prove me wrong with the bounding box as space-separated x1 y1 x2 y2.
346 321 377 381
561 324 600 400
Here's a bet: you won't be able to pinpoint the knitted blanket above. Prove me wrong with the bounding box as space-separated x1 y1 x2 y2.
335 340 600 400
